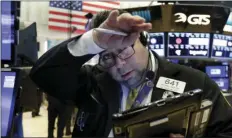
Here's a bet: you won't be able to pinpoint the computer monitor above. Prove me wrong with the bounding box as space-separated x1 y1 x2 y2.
205 65 229 78
148 33 165 57
1 69 20 137
1 1 17 64
211 78 229 91
167 32 210 58
16 22 38 66
211 34 232 59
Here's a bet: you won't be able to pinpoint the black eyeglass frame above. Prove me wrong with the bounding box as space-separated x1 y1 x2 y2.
98 45 135 69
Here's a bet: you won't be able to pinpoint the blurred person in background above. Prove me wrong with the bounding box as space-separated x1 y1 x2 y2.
32 88 43 117
46 94 73 138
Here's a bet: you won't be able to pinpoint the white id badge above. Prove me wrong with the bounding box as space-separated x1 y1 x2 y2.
156 77 186 94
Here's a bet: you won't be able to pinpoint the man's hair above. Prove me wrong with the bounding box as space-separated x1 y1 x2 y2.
89 9 128 29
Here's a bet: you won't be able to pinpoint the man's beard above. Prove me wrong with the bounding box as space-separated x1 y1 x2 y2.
123 69 146 89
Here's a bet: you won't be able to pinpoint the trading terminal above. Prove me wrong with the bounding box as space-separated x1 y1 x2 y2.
1 1 232 137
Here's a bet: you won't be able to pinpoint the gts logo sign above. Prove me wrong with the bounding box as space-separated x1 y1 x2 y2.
174 12 211 25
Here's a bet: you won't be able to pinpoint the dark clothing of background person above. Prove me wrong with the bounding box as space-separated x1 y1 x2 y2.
30 35 232 137
65 108 73 136
32 88 43 117
47 94 74 138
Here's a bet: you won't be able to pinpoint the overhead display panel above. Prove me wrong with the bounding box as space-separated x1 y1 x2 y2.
211 34 232 59
167 32 210 58
148 32 165 56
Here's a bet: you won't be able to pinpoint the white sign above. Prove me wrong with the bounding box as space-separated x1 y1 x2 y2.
174 12 210 25
3 76 15 88
210 69 221 75
156 77 186 94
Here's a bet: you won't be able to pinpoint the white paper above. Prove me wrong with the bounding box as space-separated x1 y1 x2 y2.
3 76 15 88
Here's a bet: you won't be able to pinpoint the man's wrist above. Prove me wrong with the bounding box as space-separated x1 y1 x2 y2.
92 29 107 49
67 29 105 57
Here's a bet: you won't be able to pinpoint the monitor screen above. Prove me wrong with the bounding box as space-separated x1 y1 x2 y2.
167 33 210 58
206 66 229 78
131 9 151 22
1 71 17 137
211 34 232 59
212 78 229 91
1 1 16 61
148 33 165 56
16 22 38 65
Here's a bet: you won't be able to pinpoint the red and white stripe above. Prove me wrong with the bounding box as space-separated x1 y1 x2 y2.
48 1 120 34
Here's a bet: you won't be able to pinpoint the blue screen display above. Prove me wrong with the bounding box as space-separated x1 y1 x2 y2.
1 71 17 137
148 33 165 56
205 66 229 78
1 1 15 61
212 78 229 91
211 34 232 59
168 33 210 58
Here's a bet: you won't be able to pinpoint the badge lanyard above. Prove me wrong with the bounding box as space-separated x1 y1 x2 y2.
130 51 157 109
130 80 154 109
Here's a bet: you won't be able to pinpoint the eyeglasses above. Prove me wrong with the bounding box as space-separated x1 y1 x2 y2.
99 46 135 68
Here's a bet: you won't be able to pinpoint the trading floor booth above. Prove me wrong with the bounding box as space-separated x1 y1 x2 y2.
124 4 232 102
1 1 232 137
1 1 25 137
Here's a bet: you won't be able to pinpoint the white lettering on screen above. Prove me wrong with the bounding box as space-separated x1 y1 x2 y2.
174 13 210 25
213 39 228 47
189 50 208 56
215 51 223 56
189 38 209 45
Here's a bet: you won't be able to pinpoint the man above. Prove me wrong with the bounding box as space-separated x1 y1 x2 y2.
30 10 232 137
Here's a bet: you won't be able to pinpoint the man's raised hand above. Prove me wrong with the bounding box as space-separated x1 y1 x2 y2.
93 10 152 49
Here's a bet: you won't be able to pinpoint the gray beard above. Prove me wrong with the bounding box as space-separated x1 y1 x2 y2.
124 57 152 89
123 69 146 89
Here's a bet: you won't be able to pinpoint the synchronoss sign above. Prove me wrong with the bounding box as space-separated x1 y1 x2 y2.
174 12 211 25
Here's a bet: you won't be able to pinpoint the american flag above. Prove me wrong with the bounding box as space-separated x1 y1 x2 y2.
48 1 120 34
